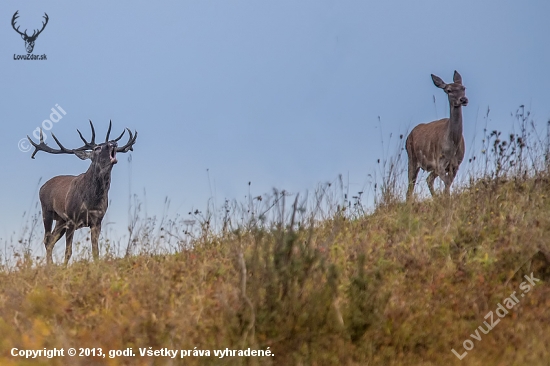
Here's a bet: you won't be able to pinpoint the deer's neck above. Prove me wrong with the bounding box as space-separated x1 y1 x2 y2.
446 105 463 147
81 164 113 205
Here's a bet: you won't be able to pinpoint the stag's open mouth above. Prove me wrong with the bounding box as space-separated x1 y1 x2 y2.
110 148 117 164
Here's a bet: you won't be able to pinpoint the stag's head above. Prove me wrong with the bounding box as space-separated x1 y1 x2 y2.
12 11 49 54
78 141 119 172
27 120 138 172
431 70 468 108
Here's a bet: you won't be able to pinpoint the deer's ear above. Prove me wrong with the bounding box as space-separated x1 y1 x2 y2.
453 70 463 84
431 74 446 89
74 151 92 160
20 34 26 40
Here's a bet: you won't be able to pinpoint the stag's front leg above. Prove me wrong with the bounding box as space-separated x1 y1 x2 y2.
64 225 76 266
90 224 101 261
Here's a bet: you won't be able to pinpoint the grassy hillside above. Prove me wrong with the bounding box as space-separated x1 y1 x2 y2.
1 174 549 365
2 114 550 365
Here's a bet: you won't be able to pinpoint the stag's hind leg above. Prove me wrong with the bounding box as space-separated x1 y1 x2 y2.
43 212 67 265
42 210 54 264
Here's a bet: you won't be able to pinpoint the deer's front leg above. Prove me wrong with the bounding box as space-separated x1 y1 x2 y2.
64 224 76 266
91 224 101 261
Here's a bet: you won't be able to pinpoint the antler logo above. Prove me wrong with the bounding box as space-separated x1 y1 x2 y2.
11 10 49 54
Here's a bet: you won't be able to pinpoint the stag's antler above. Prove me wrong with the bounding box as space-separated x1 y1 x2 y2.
27 120 138 159
27 129 72 159
117 128 138 153
28 121 97 159
104 120 126 143
76 120 97 149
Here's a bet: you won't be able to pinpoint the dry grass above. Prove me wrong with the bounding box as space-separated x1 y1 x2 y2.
1 108 550 365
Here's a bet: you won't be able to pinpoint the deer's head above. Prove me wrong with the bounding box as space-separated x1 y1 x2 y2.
12 11 49 54
431 71 468 108
75 141 120 174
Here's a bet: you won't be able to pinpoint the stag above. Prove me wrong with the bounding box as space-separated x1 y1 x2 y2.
12 11 49 53
406 71 468 200
28 121 137 265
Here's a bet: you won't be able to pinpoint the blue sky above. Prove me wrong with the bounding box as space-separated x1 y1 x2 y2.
1 1 549 255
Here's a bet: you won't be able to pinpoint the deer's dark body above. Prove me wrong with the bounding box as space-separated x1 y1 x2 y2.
28 121 137 265
406 71 468 200
40 170 111 263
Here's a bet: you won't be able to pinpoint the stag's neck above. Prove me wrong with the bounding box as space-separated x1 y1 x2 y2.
446 105 463 147
81 164 113 204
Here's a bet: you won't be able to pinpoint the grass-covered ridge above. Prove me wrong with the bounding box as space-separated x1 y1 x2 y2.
1 175 549 365
1 110 550 365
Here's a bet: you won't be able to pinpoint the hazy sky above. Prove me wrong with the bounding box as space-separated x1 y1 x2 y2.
1 1 549 255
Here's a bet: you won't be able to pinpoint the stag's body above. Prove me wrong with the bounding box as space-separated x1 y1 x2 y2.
40 170 112 264
406 71 468 200
29 121 137 265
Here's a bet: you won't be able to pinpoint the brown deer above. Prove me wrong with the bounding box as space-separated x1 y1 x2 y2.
27 121 137 265
406 71 468 200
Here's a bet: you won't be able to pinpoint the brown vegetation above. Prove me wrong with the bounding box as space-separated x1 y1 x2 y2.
1 109 549 365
